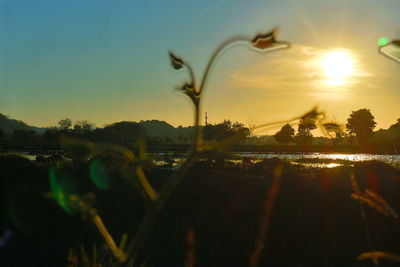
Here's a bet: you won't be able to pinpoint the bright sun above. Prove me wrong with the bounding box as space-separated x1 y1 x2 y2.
320 50 354 86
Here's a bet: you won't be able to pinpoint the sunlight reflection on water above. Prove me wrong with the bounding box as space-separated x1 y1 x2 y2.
237 152 400 164
236 152 400 168
292 162 346 168
11 151 400 169
150 153 400 169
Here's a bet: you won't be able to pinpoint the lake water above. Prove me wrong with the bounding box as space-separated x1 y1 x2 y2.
237 152 400 164
237 152 400 168
151 152 400 169
5 151 400 168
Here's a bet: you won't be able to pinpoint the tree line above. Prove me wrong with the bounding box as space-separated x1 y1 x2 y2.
0 108 399 152
273 108 400 151
0 118 250 148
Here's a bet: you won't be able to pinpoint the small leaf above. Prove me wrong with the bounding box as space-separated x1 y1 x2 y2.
251 28 278 50
180 82 194 93
322 122 344 137
250 27 289 51
301 107 324 122
179 83 198 105
169 51 185 70
322 123 341 131
298 107 325 130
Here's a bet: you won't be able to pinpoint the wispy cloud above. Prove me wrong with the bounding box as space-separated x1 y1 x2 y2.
220 44 373 99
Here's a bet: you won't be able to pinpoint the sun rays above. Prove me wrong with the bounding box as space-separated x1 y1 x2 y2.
320 50 355 86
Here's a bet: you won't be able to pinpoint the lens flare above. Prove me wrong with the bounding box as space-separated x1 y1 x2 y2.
378 37 389 47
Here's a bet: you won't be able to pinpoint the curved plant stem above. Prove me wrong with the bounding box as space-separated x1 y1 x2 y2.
185 63 197 90
122 30 291 266
92 214 127 262
193 103 201 151
193 36 248 151
199 36 249 94
135 166 158 201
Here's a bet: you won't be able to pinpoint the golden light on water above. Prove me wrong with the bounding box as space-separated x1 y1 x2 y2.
320 50 355 86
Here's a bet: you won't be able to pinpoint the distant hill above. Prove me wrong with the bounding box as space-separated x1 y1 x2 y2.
139 120 195 142
0 113 47 134
139 120 177 138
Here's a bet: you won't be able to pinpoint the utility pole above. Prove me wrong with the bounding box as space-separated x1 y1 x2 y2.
205 112 208 126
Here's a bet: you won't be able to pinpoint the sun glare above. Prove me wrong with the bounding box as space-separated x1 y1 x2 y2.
320 50 354 86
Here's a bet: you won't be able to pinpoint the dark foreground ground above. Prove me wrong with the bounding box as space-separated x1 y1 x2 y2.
1 154 400 266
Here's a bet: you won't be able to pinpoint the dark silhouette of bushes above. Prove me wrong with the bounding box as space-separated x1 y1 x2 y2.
204 120 250 142
2 155 400 265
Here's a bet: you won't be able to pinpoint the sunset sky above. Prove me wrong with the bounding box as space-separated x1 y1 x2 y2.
1 0 399 133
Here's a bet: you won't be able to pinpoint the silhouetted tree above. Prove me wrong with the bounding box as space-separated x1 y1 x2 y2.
332 130 346 146
0 129 4 143
214 120 233 141
58 118 72 131
203 125 214 141
295 122 316 145
274 124 295 144
73 120 95 134
204 120 250 142
346 109 376 143
73 124 82 134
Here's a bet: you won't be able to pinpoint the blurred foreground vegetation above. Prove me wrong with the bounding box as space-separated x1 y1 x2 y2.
1 153 400 266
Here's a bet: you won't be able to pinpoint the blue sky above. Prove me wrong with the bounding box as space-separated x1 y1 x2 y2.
1 0 400 132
